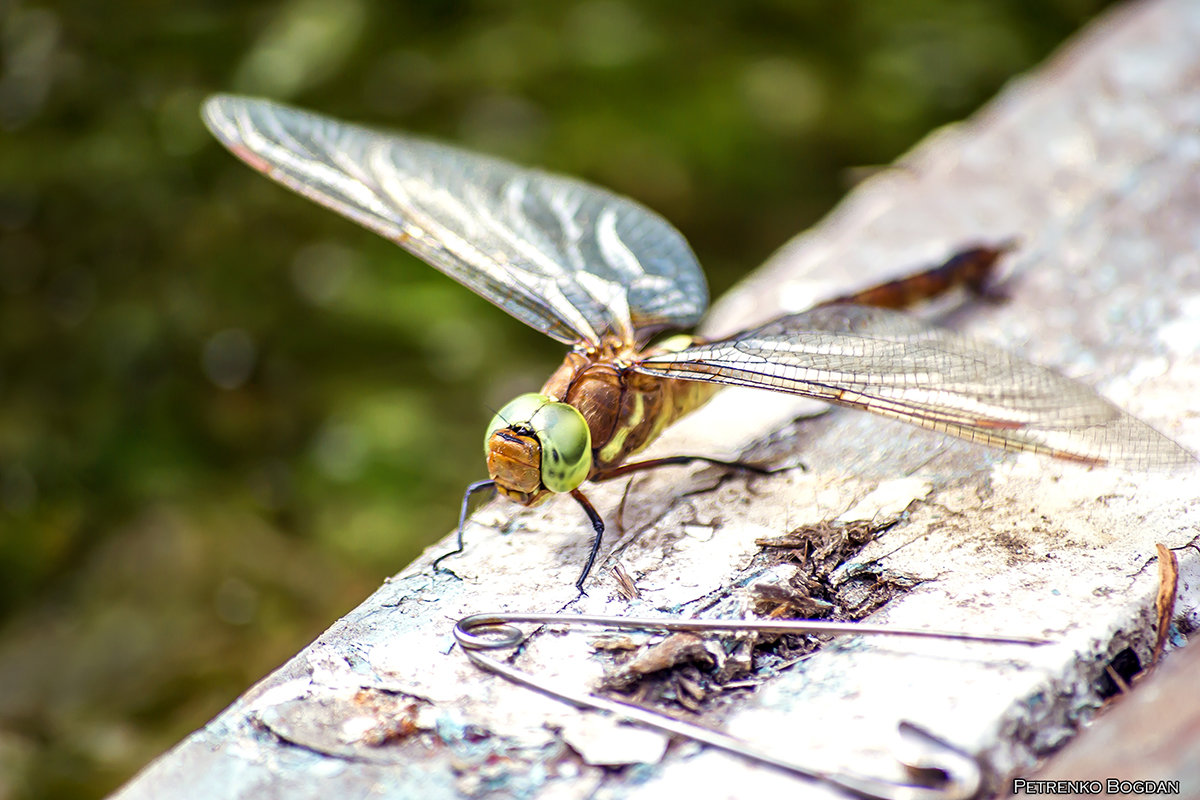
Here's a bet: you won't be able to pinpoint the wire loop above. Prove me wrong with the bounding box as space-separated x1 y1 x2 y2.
453 611 1050 799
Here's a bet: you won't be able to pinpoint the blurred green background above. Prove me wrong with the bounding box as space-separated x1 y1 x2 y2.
1 1 1115 797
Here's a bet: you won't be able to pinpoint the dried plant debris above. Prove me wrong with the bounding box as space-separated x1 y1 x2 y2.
1151 543 1178 666
714 635 757 683
754 517 916 619
602 633 717 692
1096 648 1141 700
610 561 642 601
592 516 924 718
832 563 924 618
590 634 642 652
756 519 879 571
592 628 761 721
757 518 877 554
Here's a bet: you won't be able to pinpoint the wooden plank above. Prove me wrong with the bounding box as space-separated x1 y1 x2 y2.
113 1 1200 797
1008 636 1200 795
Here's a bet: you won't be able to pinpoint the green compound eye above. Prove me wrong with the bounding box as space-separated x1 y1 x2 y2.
486 393 592 493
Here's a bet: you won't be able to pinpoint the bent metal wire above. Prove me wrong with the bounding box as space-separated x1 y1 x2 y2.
454 611 1050 800
202 95 1194 590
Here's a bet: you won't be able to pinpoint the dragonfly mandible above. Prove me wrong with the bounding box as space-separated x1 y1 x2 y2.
201 95 1194 591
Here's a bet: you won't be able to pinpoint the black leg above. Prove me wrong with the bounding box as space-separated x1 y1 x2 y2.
590 454 787 483
570 488 604 595
573 456 791 594
433 479 496 577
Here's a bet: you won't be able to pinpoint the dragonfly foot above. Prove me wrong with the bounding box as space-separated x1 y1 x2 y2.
431 552 464 581
570 489 605 594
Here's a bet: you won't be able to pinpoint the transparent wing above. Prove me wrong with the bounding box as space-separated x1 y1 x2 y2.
202 94 708 347
636 305 1194 470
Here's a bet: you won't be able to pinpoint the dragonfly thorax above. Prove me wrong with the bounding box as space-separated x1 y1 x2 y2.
485 393 592 503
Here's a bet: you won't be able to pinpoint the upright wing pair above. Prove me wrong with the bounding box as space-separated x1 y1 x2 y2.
202 95 1193 480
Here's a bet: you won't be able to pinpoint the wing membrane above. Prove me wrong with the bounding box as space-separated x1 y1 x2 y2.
637 305 1193 470
202 94 707 347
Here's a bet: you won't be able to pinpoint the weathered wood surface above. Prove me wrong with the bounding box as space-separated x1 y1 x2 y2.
114 1 1200 797
1010 635 1200 795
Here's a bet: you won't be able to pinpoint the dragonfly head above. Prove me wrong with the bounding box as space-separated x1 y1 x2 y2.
485 393 592 504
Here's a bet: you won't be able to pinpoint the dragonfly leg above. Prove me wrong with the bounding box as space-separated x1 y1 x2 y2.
570 488 605 595
590 455 780 483
433 479 497 578
816 240 1016 310
573 458 784 591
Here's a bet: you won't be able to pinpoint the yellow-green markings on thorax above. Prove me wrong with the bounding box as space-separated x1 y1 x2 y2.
597 391 645 466
486 393 593 493
594 333 714 466
653 334 696 354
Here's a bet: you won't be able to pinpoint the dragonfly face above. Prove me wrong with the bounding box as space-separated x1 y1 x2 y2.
485 393 592 502
201 95 1194 589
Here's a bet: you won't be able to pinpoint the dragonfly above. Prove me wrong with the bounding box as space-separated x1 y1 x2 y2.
202 95 1194 591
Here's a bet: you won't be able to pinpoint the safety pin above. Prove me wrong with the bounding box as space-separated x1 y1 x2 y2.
454 612 1052 800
